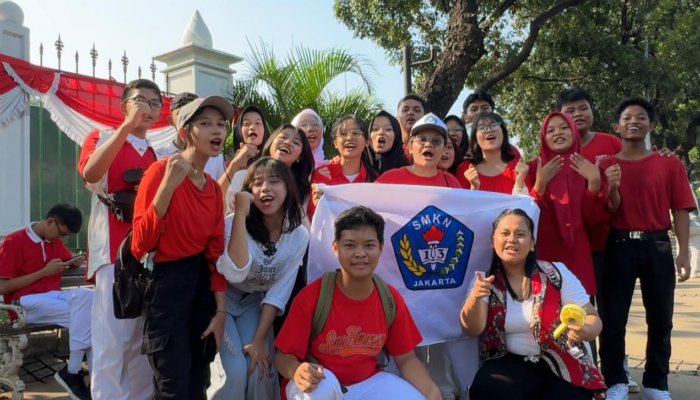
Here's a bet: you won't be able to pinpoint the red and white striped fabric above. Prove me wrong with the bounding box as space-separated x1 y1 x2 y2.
0 53 176 148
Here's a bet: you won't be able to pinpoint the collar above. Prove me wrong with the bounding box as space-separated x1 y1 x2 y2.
25 222 44 244
328 161 366 183
127 134 150 157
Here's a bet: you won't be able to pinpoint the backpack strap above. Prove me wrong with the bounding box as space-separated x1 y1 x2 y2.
372 274 396 328
310 271 338 339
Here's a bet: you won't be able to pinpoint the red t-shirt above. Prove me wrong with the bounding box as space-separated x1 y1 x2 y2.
580 133 622 252
455 156 522 194
307 162 372 220
78 131 157 279
131 160 226 291
599 153 697 232
274 277 422 386
0 226 72 303
376 166 461 188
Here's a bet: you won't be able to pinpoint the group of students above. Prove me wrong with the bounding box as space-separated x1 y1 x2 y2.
0 77 695 400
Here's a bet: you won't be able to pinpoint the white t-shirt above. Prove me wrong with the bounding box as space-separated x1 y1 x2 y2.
216 213 309 315
344 173 359 182
467 262 590 356
154 141 226 181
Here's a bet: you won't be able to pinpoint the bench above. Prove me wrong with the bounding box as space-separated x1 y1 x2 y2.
0 266 91 399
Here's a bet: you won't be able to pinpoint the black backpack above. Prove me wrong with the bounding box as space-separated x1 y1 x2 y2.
112 228 160 319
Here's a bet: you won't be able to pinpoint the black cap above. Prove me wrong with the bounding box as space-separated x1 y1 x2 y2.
170 92 198 112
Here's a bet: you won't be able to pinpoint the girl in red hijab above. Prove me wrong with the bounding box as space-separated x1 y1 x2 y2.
525 112 612 296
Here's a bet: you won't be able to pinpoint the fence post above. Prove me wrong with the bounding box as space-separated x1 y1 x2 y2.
0 1 31 240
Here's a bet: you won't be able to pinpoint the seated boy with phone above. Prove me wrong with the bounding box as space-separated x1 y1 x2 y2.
0 203 94 400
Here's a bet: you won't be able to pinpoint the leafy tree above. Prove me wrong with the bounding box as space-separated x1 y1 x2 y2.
225 41 383 158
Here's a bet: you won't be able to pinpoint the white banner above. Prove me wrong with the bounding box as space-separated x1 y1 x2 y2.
308 183 540 345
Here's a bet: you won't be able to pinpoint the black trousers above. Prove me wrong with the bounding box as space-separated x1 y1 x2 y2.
469 353 593 400
599 229 675 391
142 254 216 400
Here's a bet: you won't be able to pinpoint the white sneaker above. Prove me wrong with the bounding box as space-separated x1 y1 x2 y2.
607 383 629 400
627 376 640 393
641 388 672 400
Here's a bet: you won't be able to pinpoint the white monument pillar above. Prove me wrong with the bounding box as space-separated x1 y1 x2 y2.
0 1 30 240
154 10 242 97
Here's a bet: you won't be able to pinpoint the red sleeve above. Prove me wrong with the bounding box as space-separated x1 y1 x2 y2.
274 282 318 360
510 145 522 160
444 172 462 189
58 241 73 262
131 161 167 261
612 136 623 153
0 235 21 279
525 160 543 200
78 130 100 182
669 158 697 212
207 180 226 291
455 161 470 189
385 286 422 356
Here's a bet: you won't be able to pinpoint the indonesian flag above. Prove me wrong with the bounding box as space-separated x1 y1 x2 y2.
309 183 540 345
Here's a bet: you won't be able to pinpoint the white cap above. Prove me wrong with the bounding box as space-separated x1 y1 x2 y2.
410 113 448 139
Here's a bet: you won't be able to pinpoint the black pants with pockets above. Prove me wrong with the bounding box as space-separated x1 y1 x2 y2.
599 229 675 391
142 253 216 400
469 353 594 400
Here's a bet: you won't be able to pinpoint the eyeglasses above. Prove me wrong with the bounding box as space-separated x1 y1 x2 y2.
128 96 162 111
448 126 464 134
55 223 70 238
413 135 445 146
298 121 321 130
335 129 364 139
476 122 502 133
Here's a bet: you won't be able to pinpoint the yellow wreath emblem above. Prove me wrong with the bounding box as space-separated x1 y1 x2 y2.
400 234 427 276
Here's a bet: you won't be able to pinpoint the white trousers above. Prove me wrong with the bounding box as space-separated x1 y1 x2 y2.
21 288 93 351
90 263 152 400
286 370 426 400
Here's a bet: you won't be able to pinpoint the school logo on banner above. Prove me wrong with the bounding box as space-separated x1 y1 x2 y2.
391 206 473 290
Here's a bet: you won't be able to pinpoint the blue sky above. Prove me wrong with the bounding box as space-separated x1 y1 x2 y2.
23 0 470 117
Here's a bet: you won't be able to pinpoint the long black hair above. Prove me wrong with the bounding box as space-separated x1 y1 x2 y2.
241 157 302 244
487 209 538 301
331 114 379 182
441 136 462 175
469 111 515 166
363 111 409 174
233 105 270 167
443 115 469 162
262 124 315 205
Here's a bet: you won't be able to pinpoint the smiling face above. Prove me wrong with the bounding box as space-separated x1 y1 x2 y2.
397 99 425 134
545 115 574 153
333 119 367 160
122 88 161 130
186 107 226 157
446 119 464 145
475 117 503 152
270 128 303 166
561 99 593 136
333 226 383 280
615 105 654 142
298 113 323 151
464 100 493 123
492 214 535 267
250 170 288 216
408 130 445 169
370 115 395 154
241 111 265 146
438 138 456 171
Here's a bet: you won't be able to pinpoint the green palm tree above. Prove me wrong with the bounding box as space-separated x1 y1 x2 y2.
226 40 383 159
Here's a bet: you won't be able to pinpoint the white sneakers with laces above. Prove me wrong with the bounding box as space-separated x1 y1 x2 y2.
641 388 673 400
606 383 629 400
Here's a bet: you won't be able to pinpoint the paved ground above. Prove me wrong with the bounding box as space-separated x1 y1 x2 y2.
18 278 700 399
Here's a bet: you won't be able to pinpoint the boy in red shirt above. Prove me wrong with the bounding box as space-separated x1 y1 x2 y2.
598 98 696 400
275 206 441 400
78 79 162 400
377 113 461 188
0 204 91 399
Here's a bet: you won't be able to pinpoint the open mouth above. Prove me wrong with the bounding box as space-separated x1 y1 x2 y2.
628 126 640 133
574 118 586 125
554 137 566 144
406 117 416 124
504 245 518 254
421 149 434 159
377 137 386 145
344 142 357 150
210 138 223 149
260 194 275 206
307 134 317 141
485 134 497 142
441 153 450 161
248 131 258 141
278 144 292 155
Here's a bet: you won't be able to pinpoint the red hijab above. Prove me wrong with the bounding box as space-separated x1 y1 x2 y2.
536 112 584 244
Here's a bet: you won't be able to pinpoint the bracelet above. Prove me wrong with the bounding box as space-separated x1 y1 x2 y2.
215 309 227 314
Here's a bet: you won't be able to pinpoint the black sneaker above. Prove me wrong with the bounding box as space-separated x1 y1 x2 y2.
54 366 92 400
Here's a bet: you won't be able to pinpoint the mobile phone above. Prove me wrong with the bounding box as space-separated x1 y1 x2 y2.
66 254 84 264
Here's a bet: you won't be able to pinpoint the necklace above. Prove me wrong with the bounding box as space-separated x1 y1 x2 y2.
263 241 277 257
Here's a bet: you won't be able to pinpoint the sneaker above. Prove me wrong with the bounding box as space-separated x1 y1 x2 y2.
606 383 629 400
641 388 672 400
627 376 640 393
54 366 91 400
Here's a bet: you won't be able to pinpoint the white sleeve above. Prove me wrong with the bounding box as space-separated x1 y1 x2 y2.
511 184 530 197
262 228 309 315
216 214 253 283
556 262 590 307
466 272 489 303
204 155 226 181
